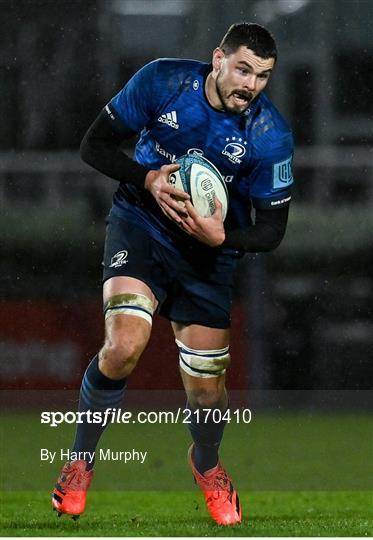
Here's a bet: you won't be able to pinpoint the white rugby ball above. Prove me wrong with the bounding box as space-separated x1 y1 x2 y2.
168 154 228 221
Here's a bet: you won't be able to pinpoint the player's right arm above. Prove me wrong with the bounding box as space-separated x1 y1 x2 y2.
80 110 188 222
80 106 150 187
80 61 189 221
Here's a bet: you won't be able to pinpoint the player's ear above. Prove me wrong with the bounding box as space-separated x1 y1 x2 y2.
212 48 225 71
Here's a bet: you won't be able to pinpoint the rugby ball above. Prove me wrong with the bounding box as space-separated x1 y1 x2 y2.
168 154 228 220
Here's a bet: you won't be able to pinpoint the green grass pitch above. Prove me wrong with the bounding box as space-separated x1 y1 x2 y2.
1 411 372 536
1 490 372 536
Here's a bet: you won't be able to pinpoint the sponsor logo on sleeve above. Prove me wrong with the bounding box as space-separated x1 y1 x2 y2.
273 156 293 189
270 195 292 206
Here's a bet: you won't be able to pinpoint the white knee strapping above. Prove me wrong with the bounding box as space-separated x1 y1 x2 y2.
176 338 230 378
104 293 154 326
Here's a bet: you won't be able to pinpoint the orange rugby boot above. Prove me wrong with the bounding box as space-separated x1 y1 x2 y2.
188 444 242 526
52 460 94 519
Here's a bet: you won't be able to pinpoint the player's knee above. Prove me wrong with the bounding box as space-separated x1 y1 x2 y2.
100 339 142 379
176 339 230 378
188 388 225 410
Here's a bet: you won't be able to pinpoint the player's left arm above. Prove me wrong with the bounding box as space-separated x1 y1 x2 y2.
181 142 293 250
222 204 289 251
222 129 294 252
180 199 289 250
181 198 226 247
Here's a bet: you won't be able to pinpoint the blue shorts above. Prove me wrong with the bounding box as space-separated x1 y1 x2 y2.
102 213 237 329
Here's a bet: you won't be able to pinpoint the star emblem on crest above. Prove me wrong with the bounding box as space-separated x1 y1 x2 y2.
225 137 247 145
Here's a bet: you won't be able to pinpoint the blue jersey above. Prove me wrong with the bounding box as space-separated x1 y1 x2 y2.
107 58 294 254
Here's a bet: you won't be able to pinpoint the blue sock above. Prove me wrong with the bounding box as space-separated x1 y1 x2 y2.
186 401 227 474
71 354 126 470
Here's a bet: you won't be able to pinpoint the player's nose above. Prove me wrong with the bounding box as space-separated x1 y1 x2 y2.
244 74 257 91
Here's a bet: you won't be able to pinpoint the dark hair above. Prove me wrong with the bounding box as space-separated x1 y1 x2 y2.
219 23 277 61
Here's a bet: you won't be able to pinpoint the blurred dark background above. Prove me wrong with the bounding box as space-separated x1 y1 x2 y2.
1 0 372 405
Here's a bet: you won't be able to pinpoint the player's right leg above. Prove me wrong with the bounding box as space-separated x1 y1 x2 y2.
52 213 162 518
52 276 157 518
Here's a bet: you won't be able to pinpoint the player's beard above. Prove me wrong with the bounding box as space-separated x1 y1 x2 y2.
216 72 253 114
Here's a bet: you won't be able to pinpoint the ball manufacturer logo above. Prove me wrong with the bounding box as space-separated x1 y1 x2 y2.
187 148 204 156
169 173 177 186
201 177 213 192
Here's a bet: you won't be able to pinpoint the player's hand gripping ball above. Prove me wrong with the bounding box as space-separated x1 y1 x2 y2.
168 154 228 220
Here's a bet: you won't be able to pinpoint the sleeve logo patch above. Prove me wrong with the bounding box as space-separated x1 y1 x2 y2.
273 156 293 189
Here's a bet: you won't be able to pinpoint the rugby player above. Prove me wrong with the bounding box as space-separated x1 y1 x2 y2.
52 22 294 526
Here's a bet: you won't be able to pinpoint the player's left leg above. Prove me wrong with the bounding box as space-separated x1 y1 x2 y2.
173 323 229 471
172 322 241 526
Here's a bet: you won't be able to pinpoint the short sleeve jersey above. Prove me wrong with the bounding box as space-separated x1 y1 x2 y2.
107 58 294 254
